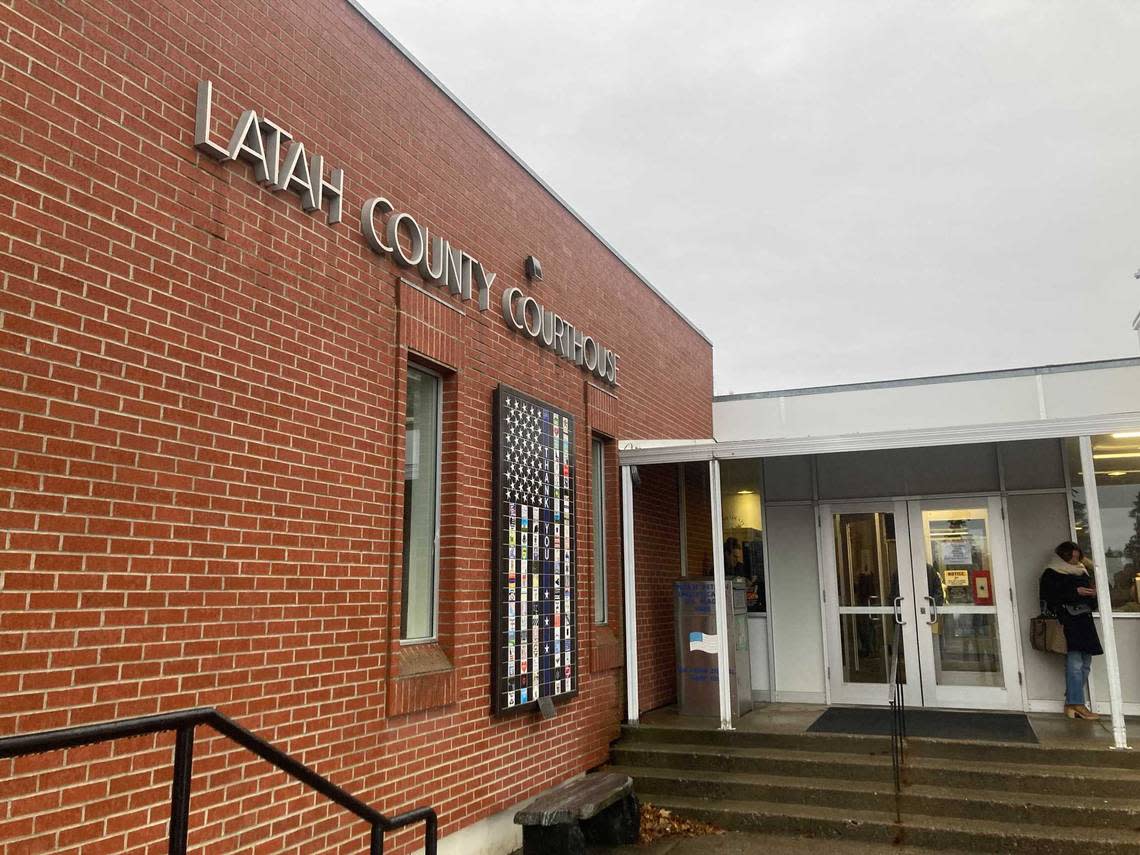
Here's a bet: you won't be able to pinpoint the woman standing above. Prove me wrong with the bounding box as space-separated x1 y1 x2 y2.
1040 541 1103 720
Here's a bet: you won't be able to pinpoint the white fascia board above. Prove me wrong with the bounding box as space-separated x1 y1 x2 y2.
616 438 717 465
617 410 1140 465
617 438 715 450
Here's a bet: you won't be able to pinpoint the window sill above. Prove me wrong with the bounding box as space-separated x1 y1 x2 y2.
388 642 457 717
592 625 624 672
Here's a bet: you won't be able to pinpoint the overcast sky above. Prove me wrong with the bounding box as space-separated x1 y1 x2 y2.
363 1 1140 394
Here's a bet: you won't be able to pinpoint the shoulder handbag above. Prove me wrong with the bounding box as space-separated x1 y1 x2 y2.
1030 615 1067 654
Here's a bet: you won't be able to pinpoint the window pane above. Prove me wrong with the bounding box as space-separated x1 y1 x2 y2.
833 512 897 608
592 438 607 624
719 458 766 613
1067 433 1140 614
402 368 440 639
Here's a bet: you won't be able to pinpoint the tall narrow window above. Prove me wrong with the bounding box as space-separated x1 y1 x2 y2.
592 437 607 624
1066 432 1140 614
402 366 441 640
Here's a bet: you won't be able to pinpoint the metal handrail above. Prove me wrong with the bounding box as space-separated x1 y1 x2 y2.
886 620 906 822
0 707 437 855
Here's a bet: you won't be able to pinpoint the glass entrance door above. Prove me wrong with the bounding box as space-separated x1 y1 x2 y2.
822 502 920 706
823 497 1019 709
908 498 1020 710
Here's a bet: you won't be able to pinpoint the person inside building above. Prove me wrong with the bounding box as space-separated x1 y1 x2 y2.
724 537 746 578
1040 541 1103 720
724 537 753 607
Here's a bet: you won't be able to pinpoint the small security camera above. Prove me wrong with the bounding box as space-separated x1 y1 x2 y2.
525 255 543 282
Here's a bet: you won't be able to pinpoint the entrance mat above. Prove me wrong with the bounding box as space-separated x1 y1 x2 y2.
807 707 1038 744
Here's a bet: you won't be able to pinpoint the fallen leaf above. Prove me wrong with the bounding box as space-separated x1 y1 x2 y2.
638 803 726 844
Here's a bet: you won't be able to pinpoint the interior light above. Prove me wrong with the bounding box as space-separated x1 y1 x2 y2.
737 489 754 495
1092 452 1140 460
1110 431 1140 439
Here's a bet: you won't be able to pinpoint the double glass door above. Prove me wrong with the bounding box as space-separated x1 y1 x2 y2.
822 498 1020 710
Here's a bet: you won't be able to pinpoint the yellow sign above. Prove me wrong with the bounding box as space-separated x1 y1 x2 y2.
944 570 970 587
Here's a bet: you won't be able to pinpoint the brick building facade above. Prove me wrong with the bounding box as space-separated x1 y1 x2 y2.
0 1 712 853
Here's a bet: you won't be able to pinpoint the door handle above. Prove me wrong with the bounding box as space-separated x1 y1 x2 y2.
924 595 937 626
893 596 906 626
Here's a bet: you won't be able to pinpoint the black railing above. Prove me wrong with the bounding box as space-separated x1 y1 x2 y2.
886 619 906 822
0 707 437 855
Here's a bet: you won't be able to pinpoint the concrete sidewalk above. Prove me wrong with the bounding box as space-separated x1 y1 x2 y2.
590 830 970 854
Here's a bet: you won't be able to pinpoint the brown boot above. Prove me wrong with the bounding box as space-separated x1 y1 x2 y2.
1065 704 1099 720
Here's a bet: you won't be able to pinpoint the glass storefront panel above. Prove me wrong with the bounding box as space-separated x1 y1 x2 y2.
719 458 766 613
1067 433 1140 614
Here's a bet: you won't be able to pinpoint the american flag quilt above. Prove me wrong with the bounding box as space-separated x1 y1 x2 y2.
491 385 577 714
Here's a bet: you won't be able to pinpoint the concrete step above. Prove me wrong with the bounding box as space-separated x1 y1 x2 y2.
619 723 1140 770
586 831 980 855
612 763 1140 831
643 793 1140 854
612 741 1140 798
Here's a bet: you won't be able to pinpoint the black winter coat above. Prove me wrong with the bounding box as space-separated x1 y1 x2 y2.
1040 568 1103 655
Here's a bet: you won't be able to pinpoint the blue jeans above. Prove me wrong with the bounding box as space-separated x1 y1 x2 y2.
1065 650 1092 705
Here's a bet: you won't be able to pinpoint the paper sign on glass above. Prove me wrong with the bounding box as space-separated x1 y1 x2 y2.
940 540 973 566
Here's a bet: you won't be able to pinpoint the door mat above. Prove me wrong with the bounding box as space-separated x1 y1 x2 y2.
807 707 1038 743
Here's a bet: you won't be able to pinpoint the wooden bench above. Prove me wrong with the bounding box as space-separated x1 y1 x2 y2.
514 772 639 855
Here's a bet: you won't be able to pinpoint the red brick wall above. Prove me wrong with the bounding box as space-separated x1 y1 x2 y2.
684 462 714 576
0 1 712 852
633 464 682 714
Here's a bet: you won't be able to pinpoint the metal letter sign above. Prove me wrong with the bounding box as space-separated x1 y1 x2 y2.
191 81 617 382
491 385 578 714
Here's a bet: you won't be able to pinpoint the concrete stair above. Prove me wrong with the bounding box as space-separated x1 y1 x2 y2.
610 723 1140 853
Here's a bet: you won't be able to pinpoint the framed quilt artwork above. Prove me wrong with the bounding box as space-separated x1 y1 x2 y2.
491 384 578 714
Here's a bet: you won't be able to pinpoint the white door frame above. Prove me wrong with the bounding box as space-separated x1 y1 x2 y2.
906 496 1021 711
